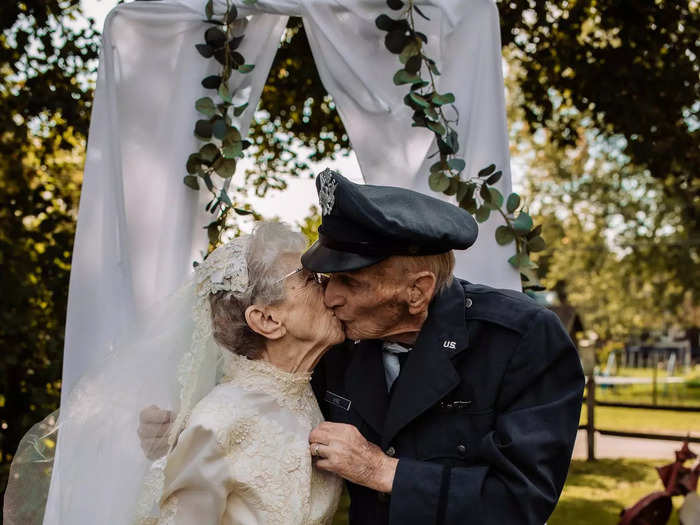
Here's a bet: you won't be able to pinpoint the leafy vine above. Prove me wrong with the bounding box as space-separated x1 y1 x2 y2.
184 0 257 250
376 0 545 289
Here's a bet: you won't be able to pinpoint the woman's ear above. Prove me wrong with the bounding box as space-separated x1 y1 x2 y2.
244 304 286 340
407 271 437 315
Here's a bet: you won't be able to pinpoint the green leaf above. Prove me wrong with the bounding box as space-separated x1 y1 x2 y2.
486 188 504 209
205 0 214 19
475 205 491 223
495 225 515 245
478 164 496 178
219 190 232 206
387 0 404 10
234 207 255 216
409 92 430 108
233 103 249 117
486 170 502 185
195 97 217 118
512 212 534 234
399 38 421 64
207 223 219 245
393 69 422 85
430 160 446 173
480 183 491 203
212 118 228 140
186 154 201 174
195 44 214 58
199 143 220 164
413 4 431 21
201 75 222 89
231 51 245 67
205 27 227 48
228 35 244 51
427 58 440 75
431 92 455 106
238 64 255 74
376 14 399 32
460 194 477 214
194 119 213 139
506 192 521 214
425 106 439 121
405 55 422 74
528 236 546 252
527 224 542 240
222 129 243 158
218 83 232 103
508 252 535 269
226 5 238 24
448 158 465 172
385 30 409 54
213 157 237 178
447 130 459 153
437 137 454 155
445 177 459 196
428 171 450 192
409 80 430 91
183 175 200 190
426 120 446 135
456 181 474 203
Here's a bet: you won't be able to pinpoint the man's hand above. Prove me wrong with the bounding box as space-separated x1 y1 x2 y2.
309 422 398 493
138 405 173 460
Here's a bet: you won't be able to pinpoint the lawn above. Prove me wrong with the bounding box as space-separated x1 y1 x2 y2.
332 459 685 525
581 405 700 436
549 459 683 525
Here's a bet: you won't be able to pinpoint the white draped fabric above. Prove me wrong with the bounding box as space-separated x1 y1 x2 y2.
41 1 517 522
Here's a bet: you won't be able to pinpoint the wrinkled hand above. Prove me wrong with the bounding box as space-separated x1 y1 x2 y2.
138 405 173 460
309 422 398 493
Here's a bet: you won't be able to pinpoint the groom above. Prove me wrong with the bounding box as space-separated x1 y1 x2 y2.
300 170 583 524
141 169 583 524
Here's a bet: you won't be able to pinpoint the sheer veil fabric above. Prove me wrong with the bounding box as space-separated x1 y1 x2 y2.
4 1 517 523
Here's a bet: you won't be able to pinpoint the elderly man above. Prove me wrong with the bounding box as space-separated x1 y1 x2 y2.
300 169 584 524
141 169 584 524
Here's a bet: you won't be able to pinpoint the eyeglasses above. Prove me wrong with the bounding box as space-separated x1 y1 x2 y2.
275 267 329 286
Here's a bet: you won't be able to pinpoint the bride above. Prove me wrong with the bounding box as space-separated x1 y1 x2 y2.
5 221 343 525
141 221 344 524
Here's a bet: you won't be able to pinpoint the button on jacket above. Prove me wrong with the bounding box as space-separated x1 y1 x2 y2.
311 279 585 525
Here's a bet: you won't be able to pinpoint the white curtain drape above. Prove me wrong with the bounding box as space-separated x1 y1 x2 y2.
41 1 518 522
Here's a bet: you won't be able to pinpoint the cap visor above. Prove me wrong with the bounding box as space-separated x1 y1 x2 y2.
301 241 388 273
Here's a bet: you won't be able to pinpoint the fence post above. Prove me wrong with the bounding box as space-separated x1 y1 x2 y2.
652 351 658 406
587 374 596 462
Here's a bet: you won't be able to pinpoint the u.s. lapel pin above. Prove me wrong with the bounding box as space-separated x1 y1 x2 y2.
443 339 457 350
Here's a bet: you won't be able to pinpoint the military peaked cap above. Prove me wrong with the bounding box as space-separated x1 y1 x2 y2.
301 169 478 272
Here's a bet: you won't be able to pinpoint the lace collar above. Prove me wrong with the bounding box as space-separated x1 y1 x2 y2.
220 352 313 403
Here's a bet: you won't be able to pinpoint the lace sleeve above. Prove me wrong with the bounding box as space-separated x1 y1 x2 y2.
157 423 233 525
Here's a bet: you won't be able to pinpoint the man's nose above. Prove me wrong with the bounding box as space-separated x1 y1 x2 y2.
323 279 345 308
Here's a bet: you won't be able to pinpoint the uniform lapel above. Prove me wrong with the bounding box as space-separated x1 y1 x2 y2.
381 280 469 449
345 339 389 436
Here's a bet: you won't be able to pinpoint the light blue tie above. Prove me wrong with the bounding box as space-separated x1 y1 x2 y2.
382 342 412 392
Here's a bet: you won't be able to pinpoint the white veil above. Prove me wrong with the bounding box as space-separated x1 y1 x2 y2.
4 236 251 525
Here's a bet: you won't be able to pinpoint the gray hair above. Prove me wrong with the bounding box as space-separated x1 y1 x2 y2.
209 222 307 359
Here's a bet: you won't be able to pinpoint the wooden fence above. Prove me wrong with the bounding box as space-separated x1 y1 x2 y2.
580 375 700 461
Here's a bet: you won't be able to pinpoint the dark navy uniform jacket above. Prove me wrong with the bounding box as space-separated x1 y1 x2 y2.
311 279 584 525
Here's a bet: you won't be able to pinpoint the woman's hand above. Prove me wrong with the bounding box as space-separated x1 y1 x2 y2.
309 422 398 493
137 405 173 460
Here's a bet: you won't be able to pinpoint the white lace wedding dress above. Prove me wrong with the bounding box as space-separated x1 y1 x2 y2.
152 352 342 525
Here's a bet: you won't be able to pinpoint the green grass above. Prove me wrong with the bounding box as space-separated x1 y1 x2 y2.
581 404 700 436
550 459 682 525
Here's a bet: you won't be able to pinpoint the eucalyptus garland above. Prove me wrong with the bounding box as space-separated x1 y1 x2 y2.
376 0 545 289
184 0 257 250
185 1 545 288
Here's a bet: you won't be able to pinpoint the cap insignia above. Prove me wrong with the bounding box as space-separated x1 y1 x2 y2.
319 169 339 216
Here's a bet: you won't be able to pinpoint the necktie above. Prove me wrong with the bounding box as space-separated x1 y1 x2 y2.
382 342 412 392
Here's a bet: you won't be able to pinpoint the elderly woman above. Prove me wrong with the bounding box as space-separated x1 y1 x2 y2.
148 221 344 525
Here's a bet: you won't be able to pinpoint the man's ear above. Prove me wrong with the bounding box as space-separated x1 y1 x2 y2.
244 304 286 340
407 271 437 315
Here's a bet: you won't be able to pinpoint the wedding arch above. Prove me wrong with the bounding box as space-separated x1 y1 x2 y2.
61 0 540 410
